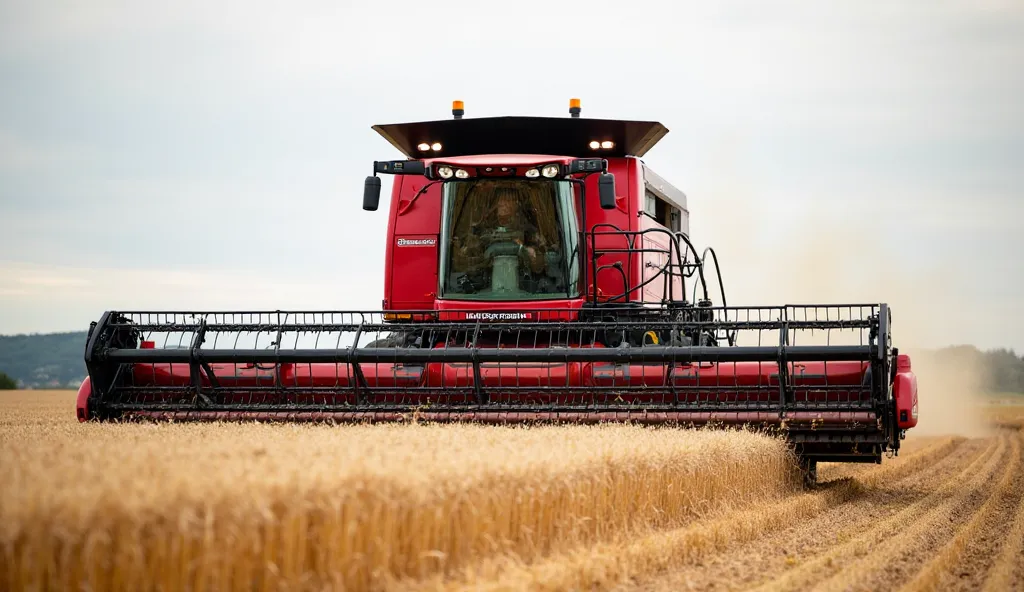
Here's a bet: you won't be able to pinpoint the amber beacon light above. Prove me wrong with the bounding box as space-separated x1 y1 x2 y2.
569 98 581 117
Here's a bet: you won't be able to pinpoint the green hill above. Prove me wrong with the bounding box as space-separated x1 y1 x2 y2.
0 332 89 389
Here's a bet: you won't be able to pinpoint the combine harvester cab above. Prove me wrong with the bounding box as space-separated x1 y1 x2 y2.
77 99 919 483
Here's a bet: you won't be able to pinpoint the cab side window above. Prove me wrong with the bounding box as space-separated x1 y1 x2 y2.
644 189 681 232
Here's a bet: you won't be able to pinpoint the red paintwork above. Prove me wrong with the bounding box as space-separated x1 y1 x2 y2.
637 210 684 302
124 359 874 408
894 353 919 429
76 376 91 422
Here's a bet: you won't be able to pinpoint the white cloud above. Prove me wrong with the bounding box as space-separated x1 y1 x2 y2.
0 131 99 173
0 0 1022 351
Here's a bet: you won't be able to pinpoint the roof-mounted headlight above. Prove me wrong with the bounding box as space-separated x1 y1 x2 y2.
541 164 560 178
437 166 454 179
454 168 469 179
525 168 540 178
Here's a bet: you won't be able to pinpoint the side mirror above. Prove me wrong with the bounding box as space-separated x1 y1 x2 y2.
363 176 381 211
598 173 616 210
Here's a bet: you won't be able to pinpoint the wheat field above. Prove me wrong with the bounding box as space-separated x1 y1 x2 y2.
2 390 1023 591
1 391 800 591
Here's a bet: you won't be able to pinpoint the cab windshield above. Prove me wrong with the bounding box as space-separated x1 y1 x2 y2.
439 179 580 300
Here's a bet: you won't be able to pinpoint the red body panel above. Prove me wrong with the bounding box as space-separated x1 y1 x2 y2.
591 361 871 403
581 158 636 302
894 353 919 429
124 359 872 409
76 376 91 422
130 362 424 406
637 213 683 303
383 175 445 310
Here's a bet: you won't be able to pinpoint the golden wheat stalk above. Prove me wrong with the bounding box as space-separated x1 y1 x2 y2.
1 417 798 591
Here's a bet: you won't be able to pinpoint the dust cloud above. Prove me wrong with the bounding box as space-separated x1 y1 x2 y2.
903 347 992 438
689 142 994 438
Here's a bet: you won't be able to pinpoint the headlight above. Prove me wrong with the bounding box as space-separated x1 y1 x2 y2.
437 166 454 179
589 140 600 150
600 140 614 149
525 168 540 178
431 142 442 151
454 168 469 179
541 164 560 178
417 143 431 152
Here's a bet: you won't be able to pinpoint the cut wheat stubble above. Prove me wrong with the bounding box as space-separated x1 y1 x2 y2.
410 434 964 592
752 435 1010 592
897 430 1022 592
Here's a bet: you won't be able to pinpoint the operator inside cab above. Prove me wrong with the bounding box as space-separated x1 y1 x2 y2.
442 179 577 300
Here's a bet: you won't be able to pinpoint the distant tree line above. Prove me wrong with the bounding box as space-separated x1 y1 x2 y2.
925 345 1024 394
984 349 1024 394
0 331 89 389
0 372 16 390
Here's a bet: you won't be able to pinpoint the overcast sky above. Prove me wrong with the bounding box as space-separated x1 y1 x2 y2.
1 1 1021 352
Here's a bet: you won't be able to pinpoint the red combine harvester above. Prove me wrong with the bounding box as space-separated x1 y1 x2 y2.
76 100 919 483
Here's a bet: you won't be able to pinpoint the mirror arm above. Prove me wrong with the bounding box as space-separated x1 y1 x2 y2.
364 159 428 212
